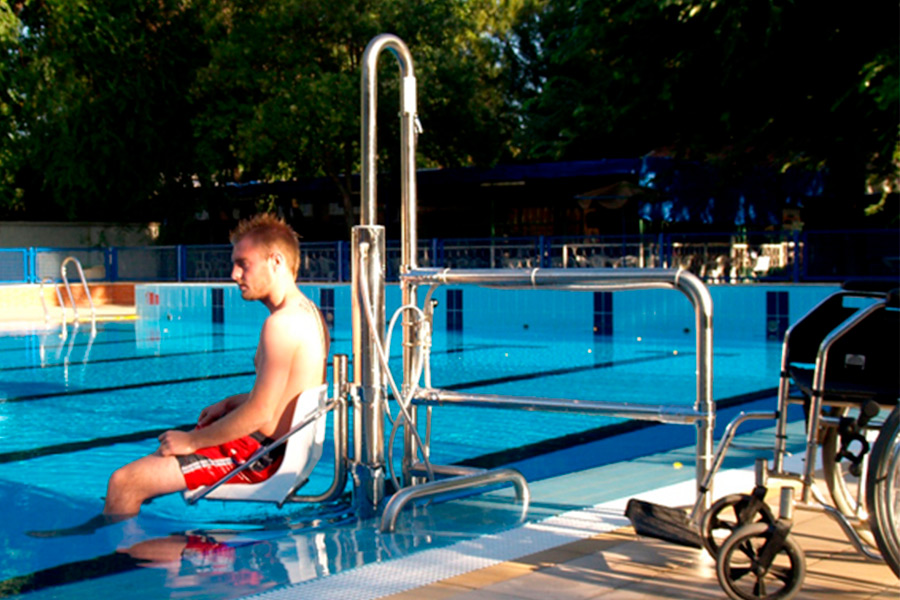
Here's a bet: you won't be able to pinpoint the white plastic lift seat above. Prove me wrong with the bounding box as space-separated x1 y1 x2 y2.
182 384 328 505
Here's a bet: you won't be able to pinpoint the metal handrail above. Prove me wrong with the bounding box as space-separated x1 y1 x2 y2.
60 256 97 334
401 266 716 509
38 277 65 327
381 468 529 533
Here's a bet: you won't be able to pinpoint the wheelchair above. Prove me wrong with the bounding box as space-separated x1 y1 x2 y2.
703 280 899 599
628 280 899 599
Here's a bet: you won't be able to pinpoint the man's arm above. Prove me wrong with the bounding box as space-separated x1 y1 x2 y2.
157 315 300 456
196 393 248 428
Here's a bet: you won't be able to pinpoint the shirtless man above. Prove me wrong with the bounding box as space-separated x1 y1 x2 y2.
33 214 328 534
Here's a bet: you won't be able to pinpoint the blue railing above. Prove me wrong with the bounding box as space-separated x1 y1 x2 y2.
1 229 897 285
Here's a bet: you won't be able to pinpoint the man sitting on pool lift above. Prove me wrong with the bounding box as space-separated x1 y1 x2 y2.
33 213 329 535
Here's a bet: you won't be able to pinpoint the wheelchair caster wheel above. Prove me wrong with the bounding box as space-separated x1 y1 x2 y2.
716 522 806 600
700 493 776 558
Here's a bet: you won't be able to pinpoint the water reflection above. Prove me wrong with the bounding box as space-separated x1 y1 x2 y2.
14 495 531 600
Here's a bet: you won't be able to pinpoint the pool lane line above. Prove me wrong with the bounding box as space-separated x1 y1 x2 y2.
0 326 303 359
455 386 781 473
0 550 145 598
0 344 260 373
0 328 260 359
0 339 515 374
0 342 544 403
0 329 350 358
441 349 691 391
1 370 258 403
0 350 689 463
0 423 196 465
0 334 139 356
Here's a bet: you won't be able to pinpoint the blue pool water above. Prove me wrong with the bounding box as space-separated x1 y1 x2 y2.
0 283 832 599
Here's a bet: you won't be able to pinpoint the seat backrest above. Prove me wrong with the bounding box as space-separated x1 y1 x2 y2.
786 291 881 366
823 305 899 402
281 383 328 487
184 383 328 504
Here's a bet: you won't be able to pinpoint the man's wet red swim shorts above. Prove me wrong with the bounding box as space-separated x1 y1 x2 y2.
177 432 284 490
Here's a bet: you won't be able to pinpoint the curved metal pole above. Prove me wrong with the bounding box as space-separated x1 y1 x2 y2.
60 256 97 334
674 269 714 510
359 34 422 507
802 301 886 503
380 468 529 533
360 33 417 232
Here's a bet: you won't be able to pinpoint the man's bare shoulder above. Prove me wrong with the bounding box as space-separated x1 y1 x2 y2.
261 299 320 344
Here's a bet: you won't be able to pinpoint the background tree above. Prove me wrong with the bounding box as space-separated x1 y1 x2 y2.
1 0 895 232
504 0 898 224
190 0 518 237
1 0 208 222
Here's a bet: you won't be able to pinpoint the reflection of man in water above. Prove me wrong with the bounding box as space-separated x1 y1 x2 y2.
124 533 289 596
31 214 329 536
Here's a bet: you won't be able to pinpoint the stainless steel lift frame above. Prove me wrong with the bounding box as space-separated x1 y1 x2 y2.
351 34 717 530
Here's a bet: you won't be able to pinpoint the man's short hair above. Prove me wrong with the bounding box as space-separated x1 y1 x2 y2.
230 213 301 278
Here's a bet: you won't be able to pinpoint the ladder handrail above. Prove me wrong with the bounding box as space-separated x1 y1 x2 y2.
38 277 66 327
60 256 97 334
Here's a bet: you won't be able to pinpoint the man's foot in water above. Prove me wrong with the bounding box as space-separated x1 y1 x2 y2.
27 513 131 538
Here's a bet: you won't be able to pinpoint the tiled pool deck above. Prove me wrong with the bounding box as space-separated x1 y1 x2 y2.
243 436 897 600
381 498 898 600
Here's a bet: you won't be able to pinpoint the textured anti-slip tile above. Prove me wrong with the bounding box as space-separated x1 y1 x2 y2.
596 564 725 599
446 589 544 600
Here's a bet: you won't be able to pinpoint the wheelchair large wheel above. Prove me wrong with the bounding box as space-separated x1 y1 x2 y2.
865 405 900 578
821 407 869 518
701 493 776 558
716 522 806 600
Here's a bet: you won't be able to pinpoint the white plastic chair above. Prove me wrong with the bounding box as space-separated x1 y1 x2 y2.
182 384 328 506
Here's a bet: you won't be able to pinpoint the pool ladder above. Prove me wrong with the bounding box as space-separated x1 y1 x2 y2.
40 256 97 337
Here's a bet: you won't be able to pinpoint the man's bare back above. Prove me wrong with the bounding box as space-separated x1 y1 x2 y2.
255 297 329 441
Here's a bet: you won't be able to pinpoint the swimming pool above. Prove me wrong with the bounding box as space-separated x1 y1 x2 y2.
0 283 835 599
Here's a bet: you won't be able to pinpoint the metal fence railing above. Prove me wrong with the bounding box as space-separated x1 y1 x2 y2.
1 230 897 285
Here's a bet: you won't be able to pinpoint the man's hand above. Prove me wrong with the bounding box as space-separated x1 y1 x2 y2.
156 430 196 457
197 401 227 427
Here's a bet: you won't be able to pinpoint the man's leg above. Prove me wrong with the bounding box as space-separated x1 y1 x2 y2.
28 453 187 538
105 452 188 516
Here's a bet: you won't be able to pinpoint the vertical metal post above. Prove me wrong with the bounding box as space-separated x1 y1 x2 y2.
351 226 386 516
359 34 421 500
675 270 715 510
177 245 185 283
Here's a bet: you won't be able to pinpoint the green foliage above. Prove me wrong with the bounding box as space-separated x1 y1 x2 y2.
190 0 517 233
2 0 208 220
505 0 899 197
0 1 25 213
0 0 895 227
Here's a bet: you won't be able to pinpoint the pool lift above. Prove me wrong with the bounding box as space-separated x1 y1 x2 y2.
182 34 719 537
351 34 718 533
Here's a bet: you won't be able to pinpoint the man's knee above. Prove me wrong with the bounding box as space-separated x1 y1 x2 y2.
107 463 133 494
